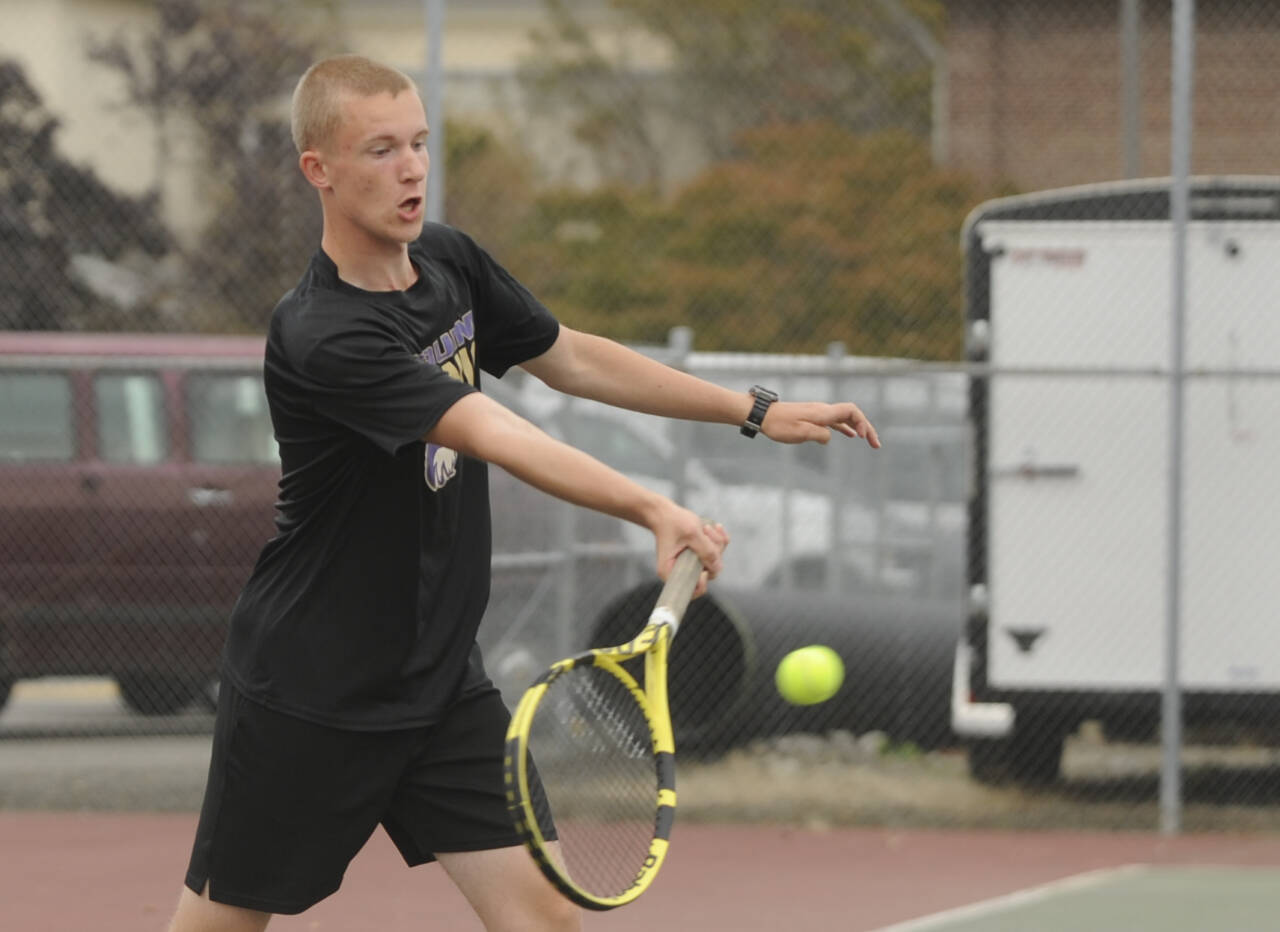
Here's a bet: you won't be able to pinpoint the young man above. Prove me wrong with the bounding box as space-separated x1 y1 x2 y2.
169 54 879 932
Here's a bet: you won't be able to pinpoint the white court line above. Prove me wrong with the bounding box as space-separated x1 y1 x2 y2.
868 863 1149 932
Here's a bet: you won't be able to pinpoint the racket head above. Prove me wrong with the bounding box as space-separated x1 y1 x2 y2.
504 642 674 910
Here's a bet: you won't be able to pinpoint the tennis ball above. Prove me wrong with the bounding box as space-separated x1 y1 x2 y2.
775 645 845 706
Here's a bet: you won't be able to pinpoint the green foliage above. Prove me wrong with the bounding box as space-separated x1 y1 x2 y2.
444 121 538 261
501 123 992 358
500 0 986 357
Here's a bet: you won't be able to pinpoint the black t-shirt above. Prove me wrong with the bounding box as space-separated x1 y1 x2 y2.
221 223 560 730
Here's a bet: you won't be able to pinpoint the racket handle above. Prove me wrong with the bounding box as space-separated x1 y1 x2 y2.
652 547 705 629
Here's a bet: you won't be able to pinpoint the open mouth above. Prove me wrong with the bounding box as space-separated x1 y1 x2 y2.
398 196 423 219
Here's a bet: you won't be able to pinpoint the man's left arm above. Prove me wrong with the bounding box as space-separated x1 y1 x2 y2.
518 325 880 449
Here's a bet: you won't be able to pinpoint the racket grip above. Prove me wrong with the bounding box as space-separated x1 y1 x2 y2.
653 547 705 624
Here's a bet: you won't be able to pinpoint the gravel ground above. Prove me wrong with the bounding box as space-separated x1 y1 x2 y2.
4 681 1279 831
0 736 212 811
5 726 1280 836
675 730 1280 834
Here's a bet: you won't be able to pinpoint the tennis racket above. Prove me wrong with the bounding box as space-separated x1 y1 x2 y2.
503 546 704 910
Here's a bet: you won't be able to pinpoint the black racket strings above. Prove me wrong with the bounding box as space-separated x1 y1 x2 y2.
525 663 661 895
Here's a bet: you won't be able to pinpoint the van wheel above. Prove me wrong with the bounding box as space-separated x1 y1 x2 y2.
117 673 201 716
0 639 11 710
968 727 1064 786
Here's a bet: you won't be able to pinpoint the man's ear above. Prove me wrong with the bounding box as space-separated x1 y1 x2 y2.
299 150 330 191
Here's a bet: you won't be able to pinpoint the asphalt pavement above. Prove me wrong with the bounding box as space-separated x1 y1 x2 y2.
0 678 212 811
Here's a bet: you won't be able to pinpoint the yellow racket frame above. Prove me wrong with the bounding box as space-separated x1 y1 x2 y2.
504 548 702 911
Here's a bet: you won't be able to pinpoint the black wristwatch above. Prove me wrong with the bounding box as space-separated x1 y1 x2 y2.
740 385 778 438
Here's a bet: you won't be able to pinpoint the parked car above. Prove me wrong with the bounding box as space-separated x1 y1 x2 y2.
0 332 279 714
0 332 636 716
511 374 967 600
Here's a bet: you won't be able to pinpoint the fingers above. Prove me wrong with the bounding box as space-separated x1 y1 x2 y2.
765 402 880 448
832 404 880 449
656 517 727 598
858 418 881 449
693 520 729 580
690 522 727 597
829 402 879 448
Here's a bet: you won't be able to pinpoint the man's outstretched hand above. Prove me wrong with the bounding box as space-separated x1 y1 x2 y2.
762 401 881 449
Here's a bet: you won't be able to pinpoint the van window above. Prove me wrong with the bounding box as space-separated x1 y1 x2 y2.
0 372 74 461
187 372 278 465
95 373 168 464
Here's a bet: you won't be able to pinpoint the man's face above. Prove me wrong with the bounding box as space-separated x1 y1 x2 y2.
318 89 430 246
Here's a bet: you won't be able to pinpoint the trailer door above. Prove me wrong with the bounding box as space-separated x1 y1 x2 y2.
1182 222 1280 690
981 221 1170 690
980 219 1280 693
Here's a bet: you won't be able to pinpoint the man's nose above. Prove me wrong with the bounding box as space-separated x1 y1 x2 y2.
401 148 427 181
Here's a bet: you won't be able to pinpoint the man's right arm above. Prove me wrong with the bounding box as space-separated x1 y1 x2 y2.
424 392 727 588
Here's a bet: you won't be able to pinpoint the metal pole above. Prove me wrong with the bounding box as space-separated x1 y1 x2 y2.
877 0 947 165
667 327 693 510
424 0 446 224
1161 0 1194 837
826 341 846 595
1120 0 1142 178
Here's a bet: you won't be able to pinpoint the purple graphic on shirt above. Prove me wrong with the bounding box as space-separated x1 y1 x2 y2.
425 443 458 491
419 311 474 492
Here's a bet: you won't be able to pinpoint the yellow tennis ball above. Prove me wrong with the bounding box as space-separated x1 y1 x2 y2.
775 645 845 706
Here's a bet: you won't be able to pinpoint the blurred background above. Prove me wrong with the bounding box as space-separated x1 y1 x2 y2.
1 0 1278 836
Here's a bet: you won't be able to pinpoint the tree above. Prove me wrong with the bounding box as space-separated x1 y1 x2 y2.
88 0 338 332
520 0 943 190
505 0 990 358
661 124 983 358
504 124 996 359
444 120 538 262
0 59 168 331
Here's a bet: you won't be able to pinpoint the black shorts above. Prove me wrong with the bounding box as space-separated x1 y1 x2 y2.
184 682 525 915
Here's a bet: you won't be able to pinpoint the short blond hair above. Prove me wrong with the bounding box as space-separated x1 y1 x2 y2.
290 54 417 153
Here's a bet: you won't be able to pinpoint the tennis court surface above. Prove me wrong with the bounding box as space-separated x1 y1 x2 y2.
873 865 1280 931
5 812 1280 930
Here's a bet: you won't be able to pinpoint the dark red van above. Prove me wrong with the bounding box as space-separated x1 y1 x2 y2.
0 332 642 717
0 332 280 714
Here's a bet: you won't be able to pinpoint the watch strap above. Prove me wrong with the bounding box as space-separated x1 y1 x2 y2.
740 385 778 438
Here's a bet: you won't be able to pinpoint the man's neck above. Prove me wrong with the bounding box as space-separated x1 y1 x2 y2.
321 228 418 292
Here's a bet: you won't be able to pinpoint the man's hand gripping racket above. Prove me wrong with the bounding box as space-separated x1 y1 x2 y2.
503 546 705 910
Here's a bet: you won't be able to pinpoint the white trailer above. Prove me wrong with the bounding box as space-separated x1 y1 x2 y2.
951 178 1280 783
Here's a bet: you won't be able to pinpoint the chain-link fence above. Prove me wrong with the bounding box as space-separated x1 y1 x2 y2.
1 0 1279 834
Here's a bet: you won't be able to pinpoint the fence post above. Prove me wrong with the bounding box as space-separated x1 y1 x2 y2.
423 0 446 224
1120 0 1143 178
1161 0 1195 837
667 327 693 509
555 407 578 659
826 341 847 595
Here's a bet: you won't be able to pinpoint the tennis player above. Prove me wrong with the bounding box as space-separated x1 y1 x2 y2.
168 54 879 932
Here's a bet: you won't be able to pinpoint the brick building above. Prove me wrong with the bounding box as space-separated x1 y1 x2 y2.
944 0 1280 191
